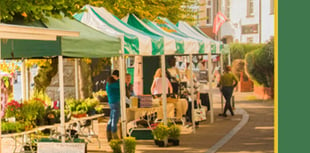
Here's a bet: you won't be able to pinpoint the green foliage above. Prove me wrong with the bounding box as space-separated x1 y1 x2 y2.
245 38 274 87
226 43 265 66
1 122 25 133
31 90 53 107
152 123 169 140
66 98 88 115
84 98 99 111
21 98 46 127
168 124 181 139
93 0 199 24
0 0 94 23
34 58 58 93
124 137 136 153
109 139 122 153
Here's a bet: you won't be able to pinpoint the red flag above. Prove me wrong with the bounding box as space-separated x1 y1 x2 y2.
213 12 227 34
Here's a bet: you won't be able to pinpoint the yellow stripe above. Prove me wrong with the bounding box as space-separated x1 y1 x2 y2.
274 0 278 153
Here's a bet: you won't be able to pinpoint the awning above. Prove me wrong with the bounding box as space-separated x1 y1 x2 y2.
74 5 165 56
1 17 121 59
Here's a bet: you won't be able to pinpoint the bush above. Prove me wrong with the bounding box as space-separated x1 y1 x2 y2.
168 124 181 140
245 38 274 87
224 43 265 66
124 137 136 153
109 139 122 153
152 123 169 141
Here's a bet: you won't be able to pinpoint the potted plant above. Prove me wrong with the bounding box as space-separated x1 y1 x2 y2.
152 123 169 147
124 137 136 153
168 124 181 146
84 98 99 116
4 99 22 121
109 139 122 153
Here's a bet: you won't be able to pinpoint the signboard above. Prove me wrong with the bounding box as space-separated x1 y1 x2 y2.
241 24 258 34
37 143 85 153
199 70 208 83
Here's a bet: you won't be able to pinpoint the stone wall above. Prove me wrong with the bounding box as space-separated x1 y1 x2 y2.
46 59 76 101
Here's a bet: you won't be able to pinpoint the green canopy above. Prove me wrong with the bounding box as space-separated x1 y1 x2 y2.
1 17 121 59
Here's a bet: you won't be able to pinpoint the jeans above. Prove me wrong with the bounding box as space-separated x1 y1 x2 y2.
107 103 120 133
221 86 234 115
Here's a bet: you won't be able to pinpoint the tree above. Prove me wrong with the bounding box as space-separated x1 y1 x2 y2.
1 0 199 24
0 0 97 23
245 38 274 88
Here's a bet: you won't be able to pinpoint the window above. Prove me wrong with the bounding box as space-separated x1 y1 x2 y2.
247 37 254 43
270 0 274 14
247 0 254 17
206 0 213 25
224 0 231 19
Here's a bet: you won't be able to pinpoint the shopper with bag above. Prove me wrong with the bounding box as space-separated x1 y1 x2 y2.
218 66 238 117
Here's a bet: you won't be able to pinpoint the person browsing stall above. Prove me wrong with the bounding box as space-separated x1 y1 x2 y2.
151 68 173 98
106 70 121 142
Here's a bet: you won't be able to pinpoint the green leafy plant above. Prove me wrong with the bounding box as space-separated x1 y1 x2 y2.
152 123 169 141
124 137 136 153
168 124 181 140
109 139 122 153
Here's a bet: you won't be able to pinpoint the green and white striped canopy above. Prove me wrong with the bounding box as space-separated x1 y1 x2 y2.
154 17 205 54
124 14 201 55
190 25 224 54
74 5 166 55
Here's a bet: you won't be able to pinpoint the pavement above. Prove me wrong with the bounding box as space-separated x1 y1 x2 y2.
87 90 274 153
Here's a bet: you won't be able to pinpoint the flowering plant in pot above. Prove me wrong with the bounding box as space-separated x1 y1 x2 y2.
5 100 22 121
168 124 181 146
152 123 169 147
109 139 122 153
124 137 136 153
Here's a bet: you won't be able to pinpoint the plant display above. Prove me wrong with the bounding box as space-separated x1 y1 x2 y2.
95 105 104 114
124 137 136 153
1 121 25 134
152 123 169 141
168 124 181 140
109 139 122 153
84 98 99 115
5 100 22 119
66 98 88 117
21 98 46 128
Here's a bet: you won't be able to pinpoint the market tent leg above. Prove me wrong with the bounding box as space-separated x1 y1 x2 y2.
189 54 196 133
160 55 169 146
58 56 66 143
74 59 79 99
21 60 27 101
208 51 214 123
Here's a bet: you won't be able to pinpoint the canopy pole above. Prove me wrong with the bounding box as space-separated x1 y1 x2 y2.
74 59 79 99
160 55 168 146
189 54 196 133
160 55 168 126
220 51 224 113
21 60 26 101
25 65 29 100
119 36 127 152
58 56 66 143
208 51 214 123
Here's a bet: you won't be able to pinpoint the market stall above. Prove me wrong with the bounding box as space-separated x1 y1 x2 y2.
1 17 122 152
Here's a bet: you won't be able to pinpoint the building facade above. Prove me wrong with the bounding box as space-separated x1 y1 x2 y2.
198 0 274 43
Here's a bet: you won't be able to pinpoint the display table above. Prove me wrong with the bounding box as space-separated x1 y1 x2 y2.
1 114 104 153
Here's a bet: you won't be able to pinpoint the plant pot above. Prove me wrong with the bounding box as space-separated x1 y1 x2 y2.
24 145 37 151
154 139 159 145
156 140 165 147
47 118 56 125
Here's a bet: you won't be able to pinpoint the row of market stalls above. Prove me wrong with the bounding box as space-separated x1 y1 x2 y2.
1 5 224 148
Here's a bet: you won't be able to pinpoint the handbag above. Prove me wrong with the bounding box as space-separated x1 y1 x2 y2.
194 104 207 122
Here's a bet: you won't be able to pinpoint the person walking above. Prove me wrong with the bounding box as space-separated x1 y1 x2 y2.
106 70 121 142
218 66 238 117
